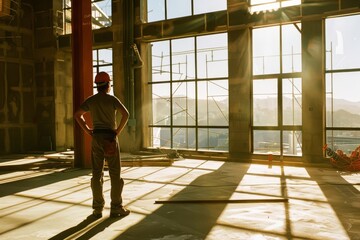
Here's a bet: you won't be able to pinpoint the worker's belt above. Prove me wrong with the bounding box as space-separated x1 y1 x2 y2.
93 129 117 157
92 129 116 135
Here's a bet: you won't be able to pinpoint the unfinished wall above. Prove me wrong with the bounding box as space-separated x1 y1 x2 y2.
54 50 74 151
33 0 57 152
0 0 37 154
53 0 74 151
0 0 61 155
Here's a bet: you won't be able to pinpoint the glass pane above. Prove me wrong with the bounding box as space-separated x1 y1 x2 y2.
98 48 112 65
282 23 302 73
198 128 228 151
253 26 280 75
93 50 98 63
98 66 112 78
197 33 228 79
64 9 72 34
171 37 195 80
93 67 98 94
93 49 113 94
152 83 170 125
326 130 360 154
281 0 301 8
92 0 112 29
253 79 278 126
152 127 171 148
326 14 360 70
326 72 360 128
64 0 71 8
62 0 112 33
283 78 302 125
97 66 113 95
194 0 227 15
253 130 280 154
198 80 228 126
283 130 302 156
151 41 170 82
172 82 196 126
147 0 165 22
173 127 196 149
167 0 191 19
251 0 276 4
250 0 300 13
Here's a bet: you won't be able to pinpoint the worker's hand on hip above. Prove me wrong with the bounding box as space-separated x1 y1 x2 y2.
85 128 93 136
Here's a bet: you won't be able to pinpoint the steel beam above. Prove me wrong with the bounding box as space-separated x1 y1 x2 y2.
72 0 93 168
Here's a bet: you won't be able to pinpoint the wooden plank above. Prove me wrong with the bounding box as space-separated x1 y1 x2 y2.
155 198 288 204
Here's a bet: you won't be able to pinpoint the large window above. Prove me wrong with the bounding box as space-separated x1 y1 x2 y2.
252 24 302 156
93 48 113 95
146 0 227 23
325 14 360 153
62 0 112 34
150 33 228 151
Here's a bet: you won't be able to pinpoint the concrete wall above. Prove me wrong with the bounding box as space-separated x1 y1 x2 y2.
0 0 37 154
54 50 74 151
0 0 63 154
33 0 57 152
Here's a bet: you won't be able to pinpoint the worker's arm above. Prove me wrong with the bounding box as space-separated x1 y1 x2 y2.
74 108 93 136
115 102 129 136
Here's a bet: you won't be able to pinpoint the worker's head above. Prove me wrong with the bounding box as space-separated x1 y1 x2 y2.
95 71 111 93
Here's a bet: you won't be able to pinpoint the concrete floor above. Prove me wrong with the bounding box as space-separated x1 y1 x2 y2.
0 154 359 240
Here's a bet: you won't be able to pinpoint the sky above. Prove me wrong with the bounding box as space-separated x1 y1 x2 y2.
326 15 360 102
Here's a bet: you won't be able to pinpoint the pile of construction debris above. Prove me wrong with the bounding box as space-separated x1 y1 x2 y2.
324 144 360 171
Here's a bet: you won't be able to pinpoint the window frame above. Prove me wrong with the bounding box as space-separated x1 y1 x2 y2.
146 0 227 23
61 0 112 34
251 23 303 156
149 33 229 152
325 14 360 152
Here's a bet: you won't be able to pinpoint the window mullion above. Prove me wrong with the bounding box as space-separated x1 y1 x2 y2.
195 37 198 150
170 40 173 148
279 25 284 155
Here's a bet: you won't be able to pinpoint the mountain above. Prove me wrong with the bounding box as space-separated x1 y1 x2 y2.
328 98 360 113
153 96 360 127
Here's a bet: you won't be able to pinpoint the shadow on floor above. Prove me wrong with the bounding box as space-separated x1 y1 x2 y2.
49 214 126 240
115 161 250 240
0 155 86 198
306 167 360 239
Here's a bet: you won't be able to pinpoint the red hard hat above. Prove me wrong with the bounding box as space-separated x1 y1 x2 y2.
94 72 111 84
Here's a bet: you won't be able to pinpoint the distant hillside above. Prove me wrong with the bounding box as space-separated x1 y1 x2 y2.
254 97 360 126
327 109 360 127
327 98 360 113
328 98 360 127
153 96 360 127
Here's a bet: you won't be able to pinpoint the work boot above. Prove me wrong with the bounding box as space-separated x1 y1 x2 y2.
92 209 103 218
110 207 130 218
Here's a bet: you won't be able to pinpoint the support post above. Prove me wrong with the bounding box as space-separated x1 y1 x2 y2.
72 0 93 168
302 18 325 162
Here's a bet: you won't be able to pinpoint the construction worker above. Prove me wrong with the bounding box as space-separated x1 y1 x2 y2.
74 71 130 218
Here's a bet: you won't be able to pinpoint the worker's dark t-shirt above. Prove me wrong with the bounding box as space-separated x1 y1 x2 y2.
80 92 122 130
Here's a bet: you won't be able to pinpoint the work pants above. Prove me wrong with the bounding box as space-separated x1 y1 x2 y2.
91 133 124 211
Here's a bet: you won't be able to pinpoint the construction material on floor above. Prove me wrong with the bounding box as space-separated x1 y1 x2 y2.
43 151 175 167
154 198 289 204
324 144 360 171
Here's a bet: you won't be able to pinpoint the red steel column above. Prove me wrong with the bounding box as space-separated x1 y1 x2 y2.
72 0 93 168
